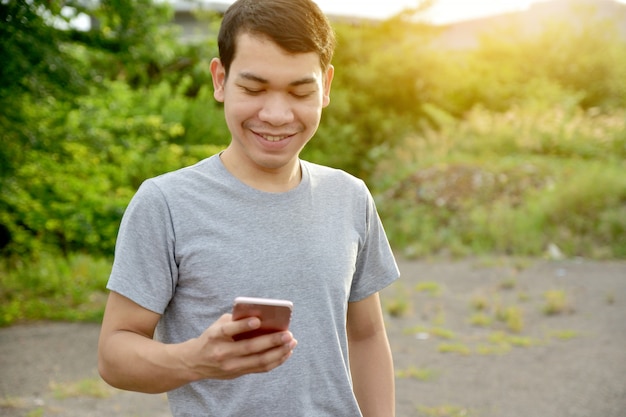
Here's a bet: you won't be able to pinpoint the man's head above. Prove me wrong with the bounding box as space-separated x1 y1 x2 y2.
218 0 336 77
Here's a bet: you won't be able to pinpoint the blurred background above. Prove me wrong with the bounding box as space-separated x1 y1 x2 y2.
1 0 625 326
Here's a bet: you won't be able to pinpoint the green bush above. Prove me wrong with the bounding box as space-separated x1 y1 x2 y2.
0 253 111 326
2 1 626 326
1 80 224 258
376 106 626 259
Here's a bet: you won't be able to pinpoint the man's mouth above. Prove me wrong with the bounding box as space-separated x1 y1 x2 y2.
260 133 291 142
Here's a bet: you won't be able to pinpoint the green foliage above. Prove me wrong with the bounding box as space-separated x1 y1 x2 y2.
1 81 225 258
376 106 626 259
0 253 111 326
437 7 626 114
0 1 87 97
303 18 441 181
1 1 626 325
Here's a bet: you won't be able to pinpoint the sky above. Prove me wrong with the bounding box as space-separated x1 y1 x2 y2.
64 0 626 30
313 0 626 24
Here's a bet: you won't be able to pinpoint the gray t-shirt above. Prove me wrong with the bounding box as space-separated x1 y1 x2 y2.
107 154 399 416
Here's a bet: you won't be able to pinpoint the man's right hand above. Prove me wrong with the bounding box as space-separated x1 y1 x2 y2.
180 313 297 381
98 292 297 394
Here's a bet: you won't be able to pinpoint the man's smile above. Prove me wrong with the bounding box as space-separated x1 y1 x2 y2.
260 133 291 142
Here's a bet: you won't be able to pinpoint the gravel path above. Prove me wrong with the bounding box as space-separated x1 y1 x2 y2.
1 258 625 416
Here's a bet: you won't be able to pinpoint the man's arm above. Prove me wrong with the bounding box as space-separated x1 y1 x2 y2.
97 291 297 393
347 292 395 417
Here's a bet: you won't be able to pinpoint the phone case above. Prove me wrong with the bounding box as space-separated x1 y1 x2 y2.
232 297 293 341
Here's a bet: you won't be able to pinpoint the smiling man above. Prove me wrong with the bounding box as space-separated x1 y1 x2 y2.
213 31 333 191
97 1 399 416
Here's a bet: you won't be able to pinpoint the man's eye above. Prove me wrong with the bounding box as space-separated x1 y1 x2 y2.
291 91 314 98
242 87 263 95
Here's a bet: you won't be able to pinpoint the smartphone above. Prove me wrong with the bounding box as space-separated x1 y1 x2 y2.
231 297 293 341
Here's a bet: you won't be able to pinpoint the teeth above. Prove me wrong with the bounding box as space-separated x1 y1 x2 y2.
263 135 286 142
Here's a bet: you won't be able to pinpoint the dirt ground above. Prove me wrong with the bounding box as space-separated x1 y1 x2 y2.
1 258 625 417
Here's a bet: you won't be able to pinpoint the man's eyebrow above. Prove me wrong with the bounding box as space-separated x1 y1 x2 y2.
237 72 317 87
289 77 317 87
238 72 268 84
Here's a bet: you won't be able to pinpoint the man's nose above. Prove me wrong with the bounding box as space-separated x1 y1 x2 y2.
258 93 295 125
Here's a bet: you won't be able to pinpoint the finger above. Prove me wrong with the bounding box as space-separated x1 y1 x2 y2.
216 314 261 339
228 337 297 375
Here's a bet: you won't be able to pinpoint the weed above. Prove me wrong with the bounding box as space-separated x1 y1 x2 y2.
50 378 113 400
495 305 525 333
507 336 535 347
26 409 44 417
383 282 412 318
0 253 110 326
468 312 493 327
415 281 443 297
488 331 537 348
403 325 429 336
437 342 471 355
470 294 490 311
396 366 438 381
0 396 26 409
430 327 456 340
377 105 626 259
417 404 474 416
498 277 517 290
548 330 579 340
606 293 616 305
385 298 411 318
542 289 572 315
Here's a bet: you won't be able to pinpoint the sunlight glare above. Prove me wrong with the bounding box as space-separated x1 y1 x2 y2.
313 0 536 22
423 0 534 24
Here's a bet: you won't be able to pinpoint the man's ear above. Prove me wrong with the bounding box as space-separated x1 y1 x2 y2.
210 58 226 103
322 65 334 108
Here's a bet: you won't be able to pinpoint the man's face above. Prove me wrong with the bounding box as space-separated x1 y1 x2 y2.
211 33 333 175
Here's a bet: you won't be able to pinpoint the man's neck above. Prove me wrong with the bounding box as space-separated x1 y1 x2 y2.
219 149 302 193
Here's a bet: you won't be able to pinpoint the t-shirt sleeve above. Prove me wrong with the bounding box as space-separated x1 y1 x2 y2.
349 185 400 302
106 179 178 314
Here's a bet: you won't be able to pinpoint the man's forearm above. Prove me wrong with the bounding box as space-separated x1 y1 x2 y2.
98 330 199 394
349 329 395 417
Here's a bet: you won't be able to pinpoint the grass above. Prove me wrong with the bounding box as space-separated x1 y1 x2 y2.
498 277 517 290
470 294 490 311
0 396 26 409
542 289 572 315
606 293 616 305
417 405 474 416
383 282 412 318
50 378 113 399
487 332 537 348
468 312 493 327
375 106 626 259
438 342 472 355
495 305 525 333
385 297 411 318
3 105 623 327
415 281 443 297
0 253 110 327
547 329 579 341
396 366 439 381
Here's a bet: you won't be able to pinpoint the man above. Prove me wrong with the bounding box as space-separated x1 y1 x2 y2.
98 0 399 415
